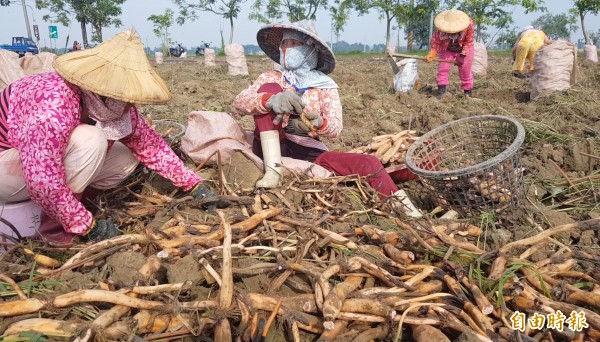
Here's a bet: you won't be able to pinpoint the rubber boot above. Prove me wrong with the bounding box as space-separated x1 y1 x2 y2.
255 130 283 189
464 89 472 97
436 85 447 99
37 192 87 246
37 212 76 246
391 189 423 219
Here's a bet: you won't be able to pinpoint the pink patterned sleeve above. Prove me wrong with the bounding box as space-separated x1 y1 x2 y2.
13 75 94 234
430 30 442 53
304 88 342 138
120 107 202 191
232 71 281 115
461 20 475 55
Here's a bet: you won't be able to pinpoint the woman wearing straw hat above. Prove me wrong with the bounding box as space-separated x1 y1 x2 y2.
233 20 422 218
426 9 475 98
0 30 214 245
512 26 552 78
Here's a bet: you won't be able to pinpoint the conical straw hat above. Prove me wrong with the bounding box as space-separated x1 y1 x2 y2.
434 10 470 34
53 29 171 104
257 20 336 74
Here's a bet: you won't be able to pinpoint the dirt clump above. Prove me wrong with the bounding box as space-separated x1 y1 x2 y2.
166 254 204 285
58 269 102 292
105 251 146 286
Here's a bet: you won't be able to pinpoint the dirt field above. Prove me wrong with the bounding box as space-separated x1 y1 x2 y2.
1 53 599 342
146 54 600 254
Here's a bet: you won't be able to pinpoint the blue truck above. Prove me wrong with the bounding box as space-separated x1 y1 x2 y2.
0 37 39 57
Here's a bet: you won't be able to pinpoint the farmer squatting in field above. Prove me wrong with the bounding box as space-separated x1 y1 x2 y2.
232 20 422 218
0 30 216 245
426 10 475 98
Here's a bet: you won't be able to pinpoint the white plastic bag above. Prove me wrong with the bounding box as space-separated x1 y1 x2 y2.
393 58 419 93
224 44 248 76
155 52 163 64
204 48 216 66
584 44 598 63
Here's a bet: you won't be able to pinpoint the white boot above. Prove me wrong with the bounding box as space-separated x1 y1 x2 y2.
256 130 283 188
392 189 423 219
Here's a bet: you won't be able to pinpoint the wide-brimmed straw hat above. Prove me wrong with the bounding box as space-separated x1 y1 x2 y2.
257 20 336 74
53 29 170 104
434 10 470 34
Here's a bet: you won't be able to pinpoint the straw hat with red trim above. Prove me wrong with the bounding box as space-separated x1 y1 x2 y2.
434 10 471 34
257 20 336 74
53 29 171 104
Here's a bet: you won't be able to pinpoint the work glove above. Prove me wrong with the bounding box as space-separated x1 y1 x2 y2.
425 50 437 63
82 219 121 242
266 91 305 115
285 112 324 137
456 54 466 66
190 183 217 211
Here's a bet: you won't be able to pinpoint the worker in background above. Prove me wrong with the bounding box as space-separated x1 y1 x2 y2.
512 26 552 78
426 9 475 98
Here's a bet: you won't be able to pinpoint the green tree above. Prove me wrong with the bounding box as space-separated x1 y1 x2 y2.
335 0 408 50
590 29 600 45
448 0 546 42
86 0 125 43
249 0 328 23
173 0 246 44
330 0 351 40
148 9 174 54
573 0 600 44
34 0 125 47
495 25 519 48
396 0 440 50
532 12 578 40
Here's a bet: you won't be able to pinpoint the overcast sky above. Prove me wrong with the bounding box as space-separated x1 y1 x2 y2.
1 0 598 49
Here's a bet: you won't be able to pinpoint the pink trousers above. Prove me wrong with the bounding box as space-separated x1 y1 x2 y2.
254 114 398 198
437 48 475 90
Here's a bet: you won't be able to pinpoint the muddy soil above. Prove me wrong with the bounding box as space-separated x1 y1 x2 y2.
145 55 600 260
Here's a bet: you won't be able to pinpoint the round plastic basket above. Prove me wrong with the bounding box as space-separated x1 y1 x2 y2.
151 119 186 144
405 115 526 215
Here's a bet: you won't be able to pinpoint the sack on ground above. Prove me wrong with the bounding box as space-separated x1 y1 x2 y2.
19 52 56 75
155 52 164 64
0 50 57 90
0 50 26 90
531 40 575 100
224 44 248 76
472 42 488 76
204 49 216 66
180 111 332 178
584 44 598 63
393 58 419 93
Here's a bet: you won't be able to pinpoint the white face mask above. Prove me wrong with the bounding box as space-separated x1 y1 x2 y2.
280 45 313 70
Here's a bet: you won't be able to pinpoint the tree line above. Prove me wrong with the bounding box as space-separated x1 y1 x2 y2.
2 0 599 52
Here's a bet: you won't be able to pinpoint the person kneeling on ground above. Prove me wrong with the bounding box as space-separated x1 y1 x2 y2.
0 30 215 245
426 9 475 98
232 20 422 218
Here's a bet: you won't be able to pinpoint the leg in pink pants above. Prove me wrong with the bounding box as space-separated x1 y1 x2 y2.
315 152 398 199
437 47 475 91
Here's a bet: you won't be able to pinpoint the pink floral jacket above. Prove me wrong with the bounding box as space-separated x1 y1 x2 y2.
430 19 475 56
6 72 201 234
